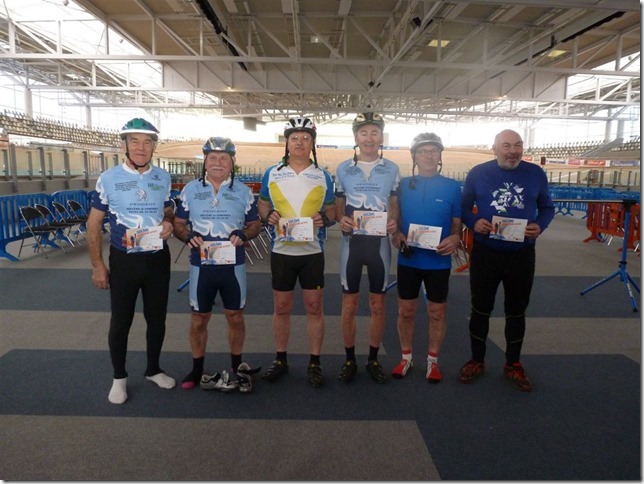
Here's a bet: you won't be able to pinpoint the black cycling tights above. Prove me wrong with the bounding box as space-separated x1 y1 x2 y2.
108 246 171 379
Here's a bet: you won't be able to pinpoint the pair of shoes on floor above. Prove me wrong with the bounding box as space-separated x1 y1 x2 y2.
307 363 325 388
458 358 532 392
337 360 386 383
262 360 289 382
200 371 238 392
391 358 442 383
236 362 261 393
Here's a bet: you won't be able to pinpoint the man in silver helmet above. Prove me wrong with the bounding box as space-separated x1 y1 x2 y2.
334 112 400 384
172 136 261 393
257 117 336 388
390 132 462 383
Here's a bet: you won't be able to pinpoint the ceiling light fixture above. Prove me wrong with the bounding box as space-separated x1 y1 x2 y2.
427 39 449 48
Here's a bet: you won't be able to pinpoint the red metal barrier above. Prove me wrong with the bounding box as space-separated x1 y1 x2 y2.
455 207 477 272
585 201 640 251
243 181 262 193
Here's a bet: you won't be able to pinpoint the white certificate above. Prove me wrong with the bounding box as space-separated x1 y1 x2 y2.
489 216 527 242
353 211 387 236
277 217 314 242
125 226 163 253
406 223 442 250
200 241 236 265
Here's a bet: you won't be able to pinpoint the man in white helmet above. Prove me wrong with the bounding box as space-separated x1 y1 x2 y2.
87 117 176 404
390 132 462 383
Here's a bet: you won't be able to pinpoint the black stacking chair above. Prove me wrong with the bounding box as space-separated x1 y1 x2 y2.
52 200 87 242
18 205 66 258
34 203 76 247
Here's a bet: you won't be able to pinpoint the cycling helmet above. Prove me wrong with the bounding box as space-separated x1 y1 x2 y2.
279 117 318 169
203 136 236 156
120 118 159 141
410 132 444 154
352 112 385 135
284 117 316 140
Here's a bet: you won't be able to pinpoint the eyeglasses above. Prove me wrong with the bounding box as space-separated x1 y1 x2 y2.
289 134 311 142
415 148 440 156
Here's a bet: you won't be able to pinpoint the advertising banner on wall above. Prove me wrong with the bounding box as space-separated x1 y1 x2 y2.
584 159 607 166
610 160 640 167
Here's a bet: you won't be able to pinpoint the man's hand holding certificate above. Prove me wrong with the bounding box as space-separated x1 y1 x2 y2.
125 226 163 253
200 240 236 265
277 217 314 242
489 216 528 242
353 211 387 236
406 223 442 250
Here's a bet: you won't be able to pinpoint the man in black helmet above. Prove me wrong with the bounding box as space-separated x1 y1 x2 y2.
390 132 462 384
87 117 176 404
257 117 336 388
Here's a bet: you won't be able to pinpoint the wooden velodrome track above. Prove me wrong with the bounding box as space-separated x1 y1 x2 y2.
155 141 493 175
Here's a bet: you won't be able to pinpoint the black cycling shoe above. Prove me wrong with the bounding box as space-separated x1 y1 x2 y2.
337 360 358 383
307 363 325 388
365 360 387 384
262 360 289 382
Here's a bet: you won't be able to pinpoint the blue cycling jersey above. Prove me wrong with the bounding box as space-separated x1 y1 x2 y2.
92 163 172 251
334 157 400 214
397 174 462 270
175 177 259 266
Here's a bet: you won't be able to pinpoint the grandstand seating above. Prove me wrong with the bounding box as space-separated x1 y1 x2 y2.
525 138 640 159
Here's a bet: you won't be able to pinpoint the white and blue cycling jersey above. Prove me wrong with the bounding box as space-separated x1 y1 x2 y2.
175 177 259 266
91 163 172 251
259 162 335 256
334 157 400 217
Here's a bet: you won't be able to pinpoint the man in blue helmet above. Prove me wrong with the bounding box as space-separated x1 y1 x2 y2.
87 117 176 404
172 136 262 393
257 116 336 388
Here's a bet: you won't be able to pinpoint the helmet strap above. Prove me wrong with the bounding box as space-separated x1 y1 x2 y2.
125 150 151 170
312 146 319 168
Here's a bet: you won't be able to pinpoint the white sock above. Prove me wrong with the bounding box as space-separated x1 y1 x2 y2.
146 372 176 389
108 377 128 404
427 354 438 365
402 351 412 363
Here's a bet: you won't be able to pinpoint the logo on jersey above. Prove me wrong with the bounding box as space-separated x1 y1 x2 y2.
136 189 147 201
490 182 524 213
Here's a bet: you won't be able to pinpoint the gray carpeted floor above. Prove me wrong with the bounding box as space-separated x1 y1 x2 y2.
0 215 640 480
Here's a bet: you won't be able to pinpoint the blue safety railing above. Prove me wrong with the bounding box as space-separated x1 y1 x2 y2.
0 190 90 261
549 186 636 217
